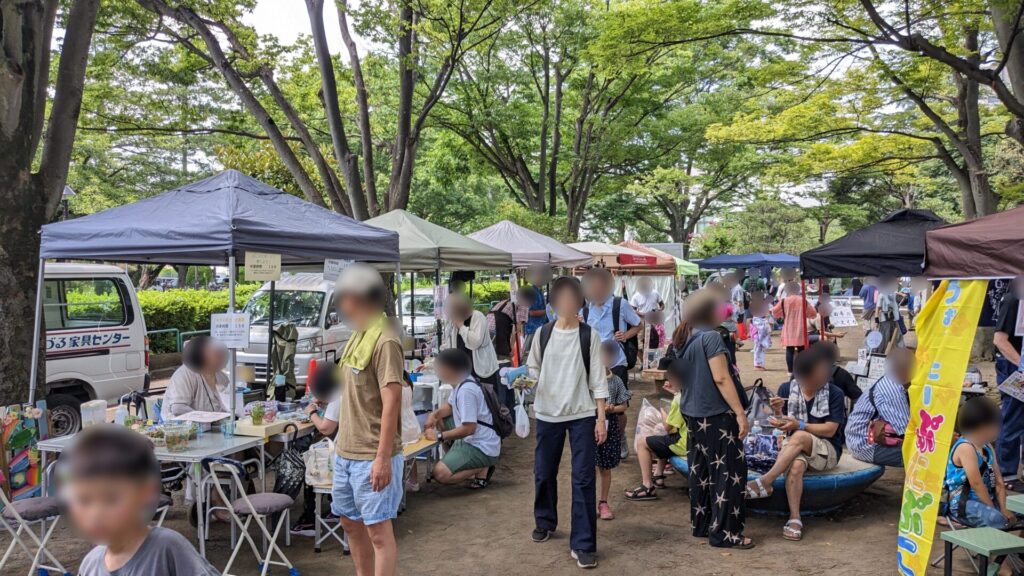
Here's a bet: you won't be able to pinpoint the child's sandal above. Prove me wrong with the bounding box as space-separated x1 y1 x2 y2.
624 485 658 501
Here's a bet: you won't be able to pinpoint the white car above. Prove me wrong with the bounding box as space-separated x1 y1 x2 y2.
401 293 438 340
236 274 352 387
43 263 150 436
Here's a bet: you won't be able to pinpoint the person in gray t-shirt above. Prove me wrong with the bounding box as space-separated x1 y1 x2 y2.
79 527 219 576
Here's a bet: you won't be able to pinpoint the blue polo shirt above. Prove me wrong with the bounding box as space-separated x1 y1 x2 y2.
583 297 641 368
524 285 547 336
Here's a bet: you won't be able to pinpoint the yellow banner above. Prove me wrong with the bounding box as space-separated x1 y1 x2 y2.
897 280 986 575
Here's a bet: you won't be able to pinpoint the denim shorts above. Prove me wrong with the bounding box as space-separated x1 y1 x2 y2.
331 453 405 525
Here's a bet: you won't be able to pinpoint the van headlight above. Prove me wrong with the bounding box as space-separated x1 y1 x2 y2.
296 336 322 354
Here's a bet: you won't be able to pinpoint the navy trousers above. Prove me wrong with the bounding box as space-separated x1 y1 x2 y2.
534 416 597 553
997 356 1024 477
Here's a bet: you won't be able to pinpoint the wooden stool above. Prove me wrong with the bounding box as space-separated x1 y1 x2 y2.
941 527 1024 575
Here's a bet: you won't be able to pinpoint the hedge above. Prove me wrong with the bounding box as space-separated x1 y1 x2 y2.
137 284 261 353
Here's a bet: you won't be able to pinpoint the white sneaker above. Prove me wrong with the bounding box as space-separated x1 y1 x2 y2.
620 443 629 460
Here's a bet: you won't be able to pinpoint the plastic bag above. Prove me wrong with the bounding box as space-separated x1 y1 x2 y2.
303 437 334 487
633 398 667 452
515 390 530 438
401 386 422 445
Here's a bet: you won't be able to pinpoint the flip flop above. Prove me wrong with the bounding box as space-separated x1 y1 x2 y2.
733 536 756 550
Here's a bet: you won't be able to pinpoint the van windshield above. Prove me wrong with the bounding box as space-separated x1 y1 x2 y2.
244 290 325 328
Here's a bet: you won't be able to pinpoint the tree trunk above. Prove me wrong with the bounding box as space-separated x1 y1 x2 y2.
991 0 1024 145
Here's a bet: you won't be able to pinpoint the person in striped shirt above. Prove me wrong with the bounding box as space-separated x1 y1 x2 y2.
844 348 915 467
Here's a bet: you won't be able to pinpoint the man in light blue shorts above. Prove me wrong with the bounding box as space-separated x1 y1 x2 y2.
331 264 405 576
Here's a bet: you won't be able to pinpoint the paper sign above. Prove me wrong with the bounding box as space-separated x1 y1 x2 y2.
323 259 353 281
846 361 867 377
509 272 518 302
172 411 231 424
245 252 281 281
868 354 887 380
211 312 251 349
856 376 874 391
433 285 446 320
830 305 859 328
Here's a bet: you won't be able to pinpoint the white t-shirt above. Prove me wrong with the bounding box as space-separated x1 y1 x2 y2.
526 326 609 422
730 284 745 310
323 398 341 422
451 380 501 457
630 290 662 314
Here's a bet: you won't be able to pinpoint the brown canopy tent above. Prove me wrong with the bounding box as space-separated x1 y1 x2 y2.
924 205 1024 278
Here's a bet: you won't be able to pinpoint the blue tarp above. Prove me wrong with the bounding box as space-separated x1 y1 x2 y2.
40 170 400 265
696 252 800 270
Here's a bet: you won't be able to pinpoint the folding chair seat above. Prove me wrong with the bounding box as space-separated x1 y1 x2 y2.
205 458 298 576
0 493 69 576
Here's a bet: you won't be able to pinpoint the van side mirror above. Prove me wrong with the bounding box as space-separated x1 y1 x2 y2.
327 311 340 327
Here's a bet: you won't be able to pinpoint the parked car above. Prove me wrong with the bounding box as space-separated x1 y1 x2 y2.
236 274 352 387
401 292 438 340
43 263 150 436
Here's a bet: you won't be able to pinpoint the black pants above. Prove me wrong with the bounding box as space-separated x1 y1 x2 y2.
686 412 747 547
785 346 804 374
534 416 597 553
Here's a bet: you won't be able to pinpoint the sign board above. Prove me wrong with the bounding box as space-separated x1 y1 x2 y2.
433 285 446 320
999 371 1024 403
323 259 353 282
867 354 887 380
244 252 281 281
830 305 859 328
210 312 251 349
856 376 874 392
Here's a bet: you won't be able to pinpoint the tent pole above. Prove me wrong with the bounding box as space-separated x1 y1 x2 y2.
395 262 403 325
265 280 275 394
28 258 46 405
435 267 442 350
228 254 237 426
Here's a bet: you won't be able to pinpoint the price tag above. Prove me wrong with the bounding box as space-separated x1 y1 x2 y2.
210 312 251 349
323 259 353 281
244 252 281 281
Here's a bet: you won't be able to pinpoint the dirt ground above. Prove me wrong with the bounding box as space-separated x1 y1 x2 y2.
7 326 1000 575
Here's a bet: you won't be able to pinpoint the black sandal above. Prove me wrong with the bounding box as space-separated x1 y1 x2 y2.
652 475 667 488
624 485 657 501
469 478 489 489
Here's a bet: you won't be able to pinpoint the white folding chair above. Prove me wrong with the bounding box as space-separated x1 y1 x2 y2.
153 492 173 528
206 459 297 576
0 490 69 576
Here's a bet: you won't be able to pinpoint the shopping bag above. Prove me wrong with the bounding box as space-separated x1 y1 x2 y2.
303 437 334 487
401 386 422 445
515 390 530 438
633 398 667 452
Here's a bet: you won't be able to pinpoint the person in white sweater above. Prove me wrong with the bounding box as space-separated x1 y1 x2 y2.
517 276 608 569
442 292 500 385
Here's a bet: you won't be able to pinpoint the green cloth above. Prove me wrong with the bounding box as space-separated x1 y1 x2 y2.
340 313 387 371
667 395 688 457
674 257 699 276
441 439 498 473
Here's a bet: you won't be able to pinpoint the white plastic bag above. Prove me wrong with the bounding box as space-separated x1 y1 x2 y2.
515 390 530 438
303 437 334 487
634 398 668 452
401 385 422 445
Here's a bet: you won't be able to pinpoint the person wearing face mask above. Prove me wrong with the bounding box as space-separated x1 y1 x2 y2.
995 277 1024 484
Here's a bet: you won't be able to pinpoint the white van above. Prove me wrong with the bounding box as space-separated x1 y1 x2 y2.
43 263 150 436
236 274 352 387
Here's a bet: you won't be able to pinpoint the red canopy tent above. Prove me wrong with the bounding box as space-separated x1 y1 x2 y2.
924 205 1024 278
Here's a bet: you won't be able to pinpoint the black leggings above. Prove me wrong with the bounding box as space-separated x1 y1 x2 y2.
785 346 805 374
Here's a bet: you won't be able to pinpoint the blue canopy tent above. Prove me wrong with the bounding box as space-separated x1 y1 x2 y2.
34 170 400 414
696 252 800 270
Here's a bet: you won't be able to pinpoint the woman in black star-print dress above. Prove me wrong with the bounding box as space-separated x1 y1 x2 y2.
676 290 754 549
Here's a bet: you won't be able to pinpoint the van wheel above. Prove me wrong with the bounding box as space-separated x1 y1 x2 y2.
47 394 83 437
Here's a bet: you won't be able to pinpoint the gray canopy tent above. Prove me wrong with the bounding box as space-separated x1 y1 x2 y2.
36 170 400 419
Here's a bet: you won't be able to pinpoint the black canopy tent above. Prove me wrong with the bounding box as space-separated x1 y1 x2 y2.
35 170 400 413
799 209 946 279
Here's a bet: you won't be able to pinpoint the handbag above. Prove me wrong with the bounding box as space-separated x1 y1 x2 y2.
303 437 335 487
867 381 904 447
270 424 308 499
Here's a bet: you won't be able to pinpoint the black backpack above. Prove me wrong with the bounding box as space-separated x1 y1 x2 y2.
456 377 515 439
582 297 638 369
537 321 593 381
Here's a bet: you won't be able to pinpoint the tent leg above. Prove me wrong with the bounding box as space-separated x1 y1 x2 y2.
266 280 276 396
435 268 442 349
228 254 237 425
28 258 46 405
395 262 403 325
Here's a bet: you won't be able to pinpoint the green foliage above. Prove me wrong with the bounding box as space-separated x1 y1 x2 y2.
137 285 260 353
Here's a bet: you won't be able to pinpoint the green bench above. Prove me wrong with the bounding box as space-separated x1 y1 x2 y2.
941 527 1024 575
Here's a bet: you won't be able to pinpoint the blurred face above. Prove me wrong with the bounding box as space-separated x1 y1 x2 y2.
975 422 1001 444
553 287 583 320
203 342 228 372
338 293 377 330
665 374 682 394
66 477 156 544
435 362 462 385
638 278 653 294
800 362 830 392
584 274 611 303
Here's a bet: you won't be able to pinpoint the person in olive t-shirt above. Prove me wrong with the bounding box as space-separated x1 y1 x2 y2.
995 278 1024 479
331 264 405 576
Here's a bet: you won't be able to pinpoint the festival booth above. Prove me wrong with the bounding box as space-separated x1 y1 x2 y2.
33 170 400 557
468 220 593 268
364 209 514 347
800 209 946 279
697 251 801 272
